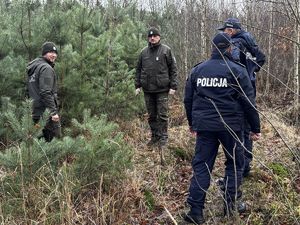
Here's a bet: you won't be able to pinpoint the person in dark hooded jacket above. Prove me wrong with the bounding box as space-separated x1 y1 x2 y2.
218 18 266 177
27 42 61 142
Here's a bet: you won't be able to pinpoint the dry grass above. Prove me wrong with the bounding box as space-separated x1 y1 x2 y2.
114 106 300 224
1 105 299 225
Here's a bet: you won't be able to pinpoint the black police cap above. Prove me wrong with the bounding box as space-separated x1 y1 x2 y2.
217 18 242 31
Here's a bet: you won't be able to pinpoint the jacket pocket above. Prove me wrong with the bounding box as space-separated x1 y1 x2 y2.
140 72 148 89
156 74 169 88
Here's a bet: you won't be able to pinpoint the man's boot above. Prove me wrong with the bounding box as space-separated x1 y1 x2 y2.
224 200 246 216
216 177 225 192
147 134 159 146
158 137 168 148
183 211 205 224
159 128 168 148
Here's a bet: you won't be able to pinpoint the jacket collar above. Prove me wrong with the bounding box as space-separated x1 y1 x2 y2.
148 41 161 49
210 48 233 60
232 29 245 39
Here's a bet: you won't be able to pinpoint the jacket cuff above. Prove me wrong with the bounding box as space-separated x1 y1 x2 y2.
50 109 58 116
251 128 260 133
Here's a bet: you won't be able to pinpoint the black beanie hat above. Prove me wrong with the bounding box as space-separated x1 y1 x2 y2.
42 42 58 56
148 27 160 37
212 33 231 49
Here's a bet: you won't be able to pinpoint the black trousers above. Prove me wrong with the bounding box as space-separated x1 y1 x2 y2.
33 116 61 142
187 130 244 215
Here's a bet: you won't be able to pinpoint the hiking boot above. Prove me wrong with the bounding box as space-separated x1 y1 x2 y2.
158 138 168 148
147 136 159 146
224 201 247 216
216 178 225 192
183 211 205 224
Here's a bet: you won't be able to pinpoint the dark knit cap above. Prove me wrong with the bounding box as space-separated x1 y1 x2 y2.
42 42 58 56
212 32 231 49
148 27 160 37
217 18 242 31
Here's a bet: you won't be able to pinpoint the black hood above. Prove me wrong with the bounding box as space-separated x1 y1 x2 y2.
27 57 53 76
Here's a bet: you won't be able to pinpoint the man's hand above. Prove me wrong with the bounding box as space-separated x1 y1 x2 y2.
51 114 60 122
169 89 176 95
135 88 141 96
189 126 197 136
250 132 261 141
34 123 41 129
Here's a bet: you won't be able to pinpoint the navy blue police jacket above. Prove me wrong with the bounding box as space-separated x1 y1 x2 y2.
231 30 266 82
184 51 260 133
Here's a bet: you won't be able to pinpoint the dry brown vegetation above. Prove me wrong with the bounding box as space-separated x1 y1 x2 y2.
1 0 300 223
0 102 299 225
89 102 299 224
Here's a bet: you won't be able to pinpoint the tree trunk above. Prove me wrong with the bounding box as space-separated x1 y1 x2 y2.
202 0 209 59
265 1 274 95
295 24 300 108
184 0 188 79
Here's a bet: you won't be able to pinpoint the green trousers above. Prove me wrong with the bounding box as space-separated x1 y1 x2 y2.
144 91 169 141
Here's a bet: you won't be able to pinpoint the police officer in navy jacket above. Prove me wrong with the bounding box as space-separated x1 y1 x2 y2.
183 32 261 224
218 18 266 177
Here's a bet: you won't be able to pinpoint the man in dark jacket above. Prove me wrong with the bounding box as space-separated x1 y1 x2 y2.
183 33 261 224
218 18 266 177
27 42 61 142
135 27 178 147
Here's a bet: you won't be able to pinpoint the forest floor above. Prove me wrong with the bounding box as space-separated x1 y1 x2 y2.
0 100 299 225
121 103 300 225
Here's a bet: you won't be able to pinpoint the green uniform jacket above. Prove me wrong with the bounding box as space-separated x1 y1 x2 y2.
135 42 178 93
27 57 58 120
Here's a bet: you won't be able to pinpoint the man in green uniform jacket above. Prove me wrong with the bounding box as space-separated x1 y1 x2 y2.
135 27 178 147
